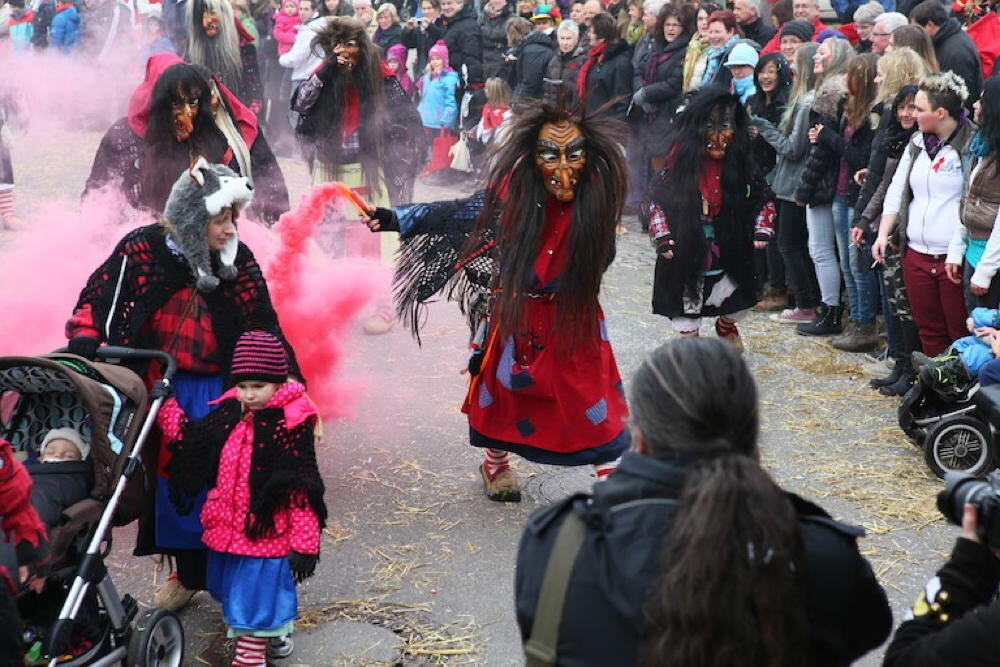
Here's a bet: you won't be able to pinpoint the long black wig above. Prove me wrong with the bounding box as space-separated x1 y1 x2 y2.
465 102 628 348
142 64 228 212
646 86 756 293
300 17 388 192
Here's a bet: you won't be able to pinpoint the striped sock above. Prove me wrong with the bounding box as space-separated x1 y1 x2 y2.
593 459 619 480
232 636 267 666
715 316 738 338
482 448 511 480
0 188 13 224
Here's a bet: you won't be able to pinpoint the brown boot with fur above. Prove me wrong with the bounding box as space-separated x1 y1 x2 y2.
480 464 521 502
755 286 788 312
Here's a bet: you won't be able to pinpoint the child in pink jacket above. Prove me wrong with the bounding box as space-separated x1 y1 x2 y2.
272 0 302 57
159 330 326 667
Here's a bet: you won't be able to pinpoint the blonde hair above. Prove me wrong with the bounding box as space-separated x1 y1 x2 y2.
485 77 512 106
815 37 852 88
874 47 928 106
506 16 532 45
375 1 398 21
779 42 819 133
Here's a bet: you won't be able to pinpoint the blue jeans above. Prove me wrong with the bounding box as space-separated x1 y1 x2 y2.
833 196 880 323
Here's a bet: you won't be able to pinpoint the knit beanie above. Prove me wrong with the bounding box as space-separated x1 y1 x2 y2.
386 42 407 64
230 330 289 384
40 428 90 461
428 40 450 69
852 0 885 25
816 27 847 42
779 19 813 43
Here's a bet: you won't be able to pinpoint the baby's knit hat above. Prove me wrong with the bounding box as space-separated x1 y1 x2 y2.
40 428 90 460
428 40 450 69
230 330 289 384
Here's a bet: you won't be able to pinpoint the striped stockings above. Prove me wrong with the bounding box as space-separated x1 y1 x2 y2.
593 458 619 480
0 187 13 225
232 636 267 666
715 316 739 338
482 448 510 479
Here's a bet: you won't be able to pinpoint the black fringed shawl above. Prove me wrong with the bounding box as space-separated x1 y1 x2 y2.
393 190 498 342
72 223 302 383
165 398 327 539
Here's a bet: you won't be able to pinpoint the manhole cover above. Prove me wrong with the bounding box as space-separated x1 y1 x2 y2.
524 467 596 503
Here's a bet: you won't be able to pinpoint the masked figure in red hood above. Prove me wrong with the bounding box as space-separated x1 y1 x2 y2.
642 86 776 350
186 0 263 113
84 54 289 226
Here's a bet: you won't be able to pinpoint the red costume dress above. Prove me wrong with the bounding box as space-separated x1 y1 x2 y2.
395 194 630 465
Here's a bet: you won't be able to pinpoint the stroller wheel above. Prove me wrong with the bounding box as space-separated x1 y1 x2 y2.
923 416 994 479
126 608 184 667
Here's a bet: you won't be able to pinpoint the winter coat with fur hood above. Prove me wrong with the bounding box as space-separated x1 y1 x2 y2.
794 73 847 206
159 383 325 558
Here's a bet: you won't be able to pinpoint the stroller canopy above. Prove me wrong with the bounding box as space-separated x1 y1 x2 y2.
0 354 148 500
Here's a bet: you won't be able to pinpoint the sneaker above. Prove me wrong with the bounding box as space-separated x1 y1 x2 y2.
152 574 196 612
772 307 816 324
362 313 393 335
268 635 294 659
479 464 521 502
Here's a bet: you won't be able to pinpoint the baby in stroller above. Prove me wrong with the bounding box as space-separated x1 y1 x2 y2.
912 307 1000 400
0 428 93 585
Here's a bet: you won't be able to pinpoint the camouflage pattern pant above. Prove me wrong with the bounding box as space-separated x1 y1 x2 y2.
882 246 912 323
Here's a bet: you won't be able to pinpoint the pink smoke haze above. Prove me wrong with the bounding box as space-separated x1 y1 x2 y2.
0 183 384 420
2 50 144 139
0 189 138 355
241 186 386 420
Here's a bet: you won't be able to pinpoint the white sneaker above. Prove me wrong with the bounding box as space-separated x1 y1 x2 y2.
268 635 294 659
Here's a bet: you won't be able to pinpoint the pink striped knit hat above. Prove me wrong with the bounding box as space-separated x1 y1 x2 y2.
230 330 289 383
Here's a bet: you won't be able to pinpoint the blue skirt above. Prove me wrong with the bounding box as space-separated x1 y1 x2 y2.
155 372 224 550
207 551 298 634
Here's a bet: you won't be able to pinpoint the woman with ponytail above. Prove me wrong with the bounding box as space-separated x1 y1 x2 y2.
515 337 892 666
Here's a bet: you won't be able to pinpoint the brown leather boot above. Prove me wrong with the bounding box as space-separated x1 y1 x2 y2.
755 286 788 312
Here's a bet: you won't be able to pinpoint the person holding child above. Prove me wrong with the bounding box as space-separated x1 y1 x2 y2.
158 330 326 666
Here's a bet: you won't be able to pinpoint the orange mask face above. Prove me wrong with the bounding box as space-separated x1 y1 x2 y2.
535 121 586 202
171 86 200 142
333 39 361 69
202 11 221 37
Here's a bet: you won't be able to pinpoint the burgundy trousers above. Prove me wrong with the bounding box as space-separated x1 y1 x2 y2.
902 248 969 356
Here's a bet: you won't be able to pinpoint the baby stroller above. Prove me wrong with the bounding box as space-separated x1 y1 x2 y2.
898 375 1000 479
0 347 181 666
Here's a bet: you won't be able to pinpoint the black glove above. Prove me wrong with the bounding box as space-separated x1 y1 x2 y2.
16 538 51 580
288 551 318 583
150 381 174 401
370 207 399 232
655 233 675 258
68 336 100 360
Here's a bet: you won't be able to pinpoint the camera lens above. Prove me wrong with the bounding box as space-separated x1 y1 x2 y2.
938 472 993 525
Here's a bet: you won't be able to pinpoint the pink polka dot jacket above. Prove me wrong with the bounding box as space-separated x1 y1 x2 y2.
158 382 326 558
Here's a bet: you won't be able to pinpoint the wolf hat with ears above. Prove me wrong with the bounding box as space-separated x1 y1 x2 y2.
163 157 254 292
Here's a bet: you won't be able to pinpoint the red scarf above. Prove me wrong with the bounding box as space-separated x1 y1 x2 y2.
576 42 608 101
0 440 47 551
481 103 509 131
